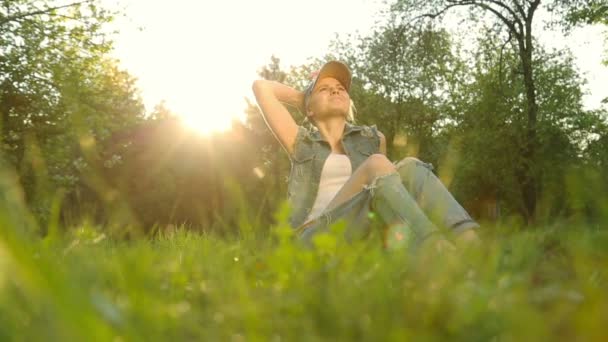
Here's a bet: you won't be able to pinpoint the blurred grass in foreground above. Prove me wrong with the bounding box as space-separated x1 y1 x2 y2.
1 198 607 341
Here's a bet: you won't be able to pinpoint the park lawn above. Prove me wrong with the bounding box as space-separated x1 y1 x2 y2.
1 212 607 341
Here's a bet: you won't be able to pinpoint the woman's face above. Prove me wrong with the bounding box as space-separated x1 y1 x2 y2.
306 77 350 122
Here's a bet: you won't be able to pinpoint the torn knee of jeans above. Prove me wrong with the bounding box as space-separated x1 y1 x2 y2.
394 157 434 172
363 171 400 196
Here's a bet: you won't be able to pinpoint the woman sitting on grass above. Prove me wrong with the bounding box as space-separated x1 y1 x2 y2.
252 61 479 251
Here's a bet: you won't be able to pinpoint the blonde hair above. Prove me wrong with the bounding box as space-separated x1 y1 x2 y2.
347 99 357 123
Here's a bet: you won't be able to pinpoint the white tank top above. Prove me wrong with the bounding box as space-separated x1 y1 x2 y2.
305 153 352 223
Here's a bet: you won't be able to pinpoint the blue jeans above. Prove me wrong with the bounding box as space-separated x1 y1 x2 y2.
295 157 478 249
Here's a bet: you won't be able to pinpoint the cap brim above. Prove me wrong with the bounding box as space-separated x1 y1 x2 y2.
303 61 352 108
315 61 352 92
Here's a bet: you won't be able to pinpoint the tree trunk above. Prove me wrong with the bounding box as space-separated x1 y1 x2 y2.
517 8 539 224
385 127 396 157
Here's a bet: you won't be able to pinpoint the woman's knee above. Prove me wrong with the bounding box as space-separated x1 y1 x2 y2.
395 157 435 173
394 157 421 170
364 153 396 175
395 157 435 192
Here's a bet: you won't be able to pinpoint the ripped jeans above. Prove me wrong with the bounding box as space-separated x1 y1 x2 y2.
295 157 479 249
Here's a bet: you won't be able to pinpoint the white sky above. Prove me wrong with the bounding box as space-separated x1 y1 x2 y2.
103 0 607 134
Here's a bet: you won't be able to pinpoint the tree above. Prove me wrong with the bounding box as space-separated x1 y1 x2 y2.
0 1 94 27
332 23 464 162
441 28 604 221
392 0 604 223
0 0 145 226
553 0 608 66
551 0 608 26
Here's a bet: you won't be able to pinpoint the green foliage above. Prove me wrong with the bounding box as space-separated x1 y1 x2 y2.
548 0 608 66
100 117 274 234
331 23 464 162
437 28 608 221
0 0 144 227
549 0 608 27
390 0 608 223
1 203 608 340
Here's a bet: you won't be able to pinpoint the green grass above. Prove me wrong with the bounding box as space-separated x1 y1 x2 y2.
1 205 607 341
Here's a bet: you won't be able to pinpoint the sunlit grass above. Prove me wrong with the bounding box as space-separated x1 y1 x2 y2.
1 202 607 340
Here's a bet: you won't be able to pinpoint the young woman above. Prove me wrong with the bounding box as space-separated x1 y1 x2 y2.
252 61 479 250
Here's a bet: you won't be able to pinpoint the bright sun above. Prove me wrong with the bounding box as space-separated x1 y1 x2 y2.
168 92 247 136
180 112 235 135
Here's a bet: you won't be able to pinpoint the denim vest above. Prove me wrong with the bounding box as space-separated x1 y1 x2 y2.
287 122 380 228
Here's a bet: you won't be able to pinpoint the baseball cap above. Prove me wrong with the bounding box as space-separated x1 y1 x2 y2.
303 60 352 109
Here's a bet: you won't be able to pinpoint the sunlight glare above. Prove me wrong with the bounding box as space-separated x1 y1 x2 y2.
173 94 246 136
162 76 247 136
180 114 233 135
108 0 382 136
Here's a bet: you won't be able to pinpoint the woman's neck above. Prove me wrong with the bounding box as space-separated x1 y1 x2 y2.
316 117 347 154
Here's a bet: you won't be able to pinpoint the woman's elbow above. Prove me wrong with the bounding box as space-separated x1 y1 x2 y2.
251 79 267 94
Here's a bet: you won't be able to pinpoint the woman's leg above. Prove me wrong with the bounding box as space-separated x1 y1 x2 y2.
324 154 395 212
298 153 392 244
322 154 441 249
297 188 374 246
295 156 392 246
394 157 479 233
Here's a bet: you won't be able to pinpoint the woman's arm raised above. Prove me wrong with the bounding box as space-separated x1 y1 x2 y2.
252 80 303 156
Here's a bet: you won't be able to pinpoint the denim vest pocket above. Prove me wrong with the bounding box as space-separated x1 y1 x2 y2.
293 150 315 162
292 148 315 177
288 146 316 201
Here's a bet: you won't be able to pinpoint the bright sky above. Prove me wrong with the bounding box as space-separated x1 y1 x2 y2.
103 0 607 135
